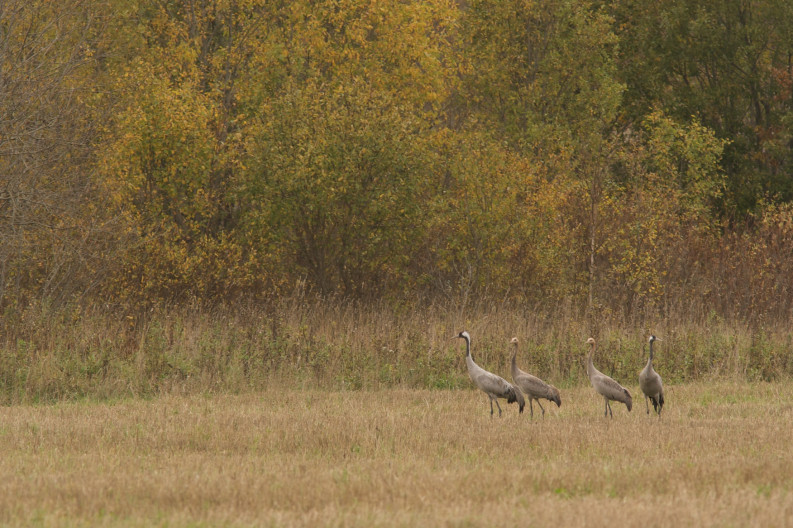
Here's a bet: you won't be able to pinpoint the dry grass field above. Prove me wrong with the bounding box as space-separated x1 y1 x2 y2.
2 382 793 527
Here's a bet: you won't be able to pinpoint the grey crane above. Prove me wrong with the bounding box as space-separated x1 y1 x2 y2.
585 337 632 418
454 331 525 417
639 335 665 416
510 337 561 418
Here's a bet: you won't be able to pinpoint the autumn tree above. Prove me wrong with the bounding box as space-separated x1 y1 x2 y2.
77 0 786 316
225 0 456 297
98 0 273 302
599 111 727 316
0 0 110 310
456 0 625 309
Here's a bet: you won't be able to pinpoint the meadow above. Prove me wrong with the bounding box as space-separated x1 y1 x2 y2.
2 382 793 527
2 301 793 526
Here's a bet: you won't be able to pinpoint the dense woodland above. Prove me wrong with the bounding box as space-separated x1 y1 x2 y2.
3 0 793 322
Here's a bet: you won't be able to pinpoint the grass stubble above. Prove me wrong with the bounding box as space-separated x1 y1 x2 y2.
1 382 793 527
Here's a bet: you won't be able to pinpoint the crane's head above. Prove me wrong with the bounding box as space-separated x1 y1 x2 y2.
510 337 519 346
649 335 656 343
585 337 596 346
454 331 470 342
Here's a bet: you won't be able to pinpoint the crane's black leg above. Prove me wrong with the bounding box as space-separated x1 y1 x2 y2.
489 398 494 417
495 399 503 417
537 400 546 417
529 400 534 419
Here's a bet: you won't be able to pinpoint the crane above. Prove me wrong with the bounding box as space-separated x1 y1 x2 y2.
585 337 632 418
639 335 665 416
454 331 524 417
510 337 561 418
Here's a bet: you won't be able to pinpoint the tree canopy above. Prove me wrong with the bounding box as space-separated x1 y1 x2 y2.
3 0 793 321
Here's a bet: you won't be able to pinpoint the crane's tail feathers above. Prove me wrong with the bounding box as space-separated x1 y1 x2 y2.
650 395 659 412
507 386 525 413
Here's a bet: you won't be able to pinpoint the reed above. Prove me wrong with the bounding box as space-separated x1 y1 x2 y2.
1 296 792 404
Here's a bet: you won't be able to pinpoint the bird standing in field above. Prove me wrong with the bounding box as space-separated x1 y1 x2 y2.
639 335 665 416
585 337 632 418
455 331 525 417
510 337 561 418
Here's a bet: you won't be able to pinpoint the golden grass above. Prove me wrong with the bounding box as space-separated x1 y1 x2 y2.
2 382 793 527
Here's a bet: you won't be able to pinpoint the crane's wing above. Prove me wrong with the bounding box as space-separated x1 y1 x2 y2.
514 371 556 401
639 367 663 397
593 373 632 405
468 356 524 411
474 369 516 398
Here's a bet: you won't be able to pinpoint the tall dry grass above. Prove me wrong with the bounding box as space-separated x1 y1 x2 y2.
1 383 793 526
1 296 792 404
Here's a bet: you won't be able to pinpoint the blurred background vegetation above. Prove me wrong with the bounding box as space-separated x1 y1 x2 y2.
2 0 793 400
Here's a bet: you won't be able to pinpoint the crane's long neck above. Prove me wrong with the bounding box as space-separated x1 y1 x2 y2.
511 345 519 377
586 344 596 379
647 340 655 366
463 337 478 375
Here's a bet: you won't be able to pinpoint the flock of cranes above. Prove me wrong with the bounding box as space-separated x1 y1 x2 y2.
454 331 664 418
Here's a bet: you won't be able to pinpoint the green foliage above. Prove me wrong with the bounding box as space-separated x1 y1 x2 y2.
460 0 623 148
640 111 727 218
611 0 793 214
596 111 728 310
251 84 436 296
